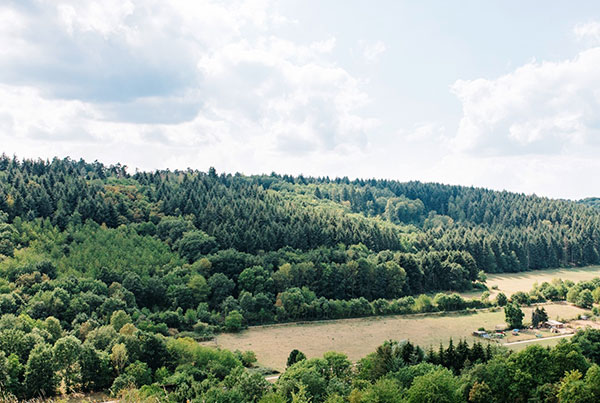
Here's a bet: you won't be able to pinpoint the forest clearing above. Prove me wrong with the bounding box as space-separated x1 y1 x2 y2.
205 301 588 371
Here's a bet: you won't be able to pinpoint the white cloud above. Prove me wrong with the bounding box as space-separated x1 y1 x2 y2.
440 27 600 198
402 123 446 142
0 0 377 163
574 21 600 42
359 40 387 63
451 47 600 156
422 153 600 200
57 1 135 38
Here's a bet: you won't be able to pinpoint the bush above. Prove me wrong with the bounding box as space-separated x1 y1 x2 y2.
192 321 214 338
433 293 466 312
241 351 257 367
286 349 306 367
124 361 152 387
224 310 244 332
496 293 508 307
511 291 531 306
577 290 594 309
110 374 136 396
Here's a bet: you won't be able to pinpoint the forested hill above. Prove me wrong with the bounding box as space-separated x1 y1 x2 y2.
580 197 600 210
1 155 600 307
1 155 599 272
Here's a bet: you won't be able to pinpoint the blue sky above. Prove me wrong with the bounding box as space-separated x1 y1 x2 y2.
1 1 600 199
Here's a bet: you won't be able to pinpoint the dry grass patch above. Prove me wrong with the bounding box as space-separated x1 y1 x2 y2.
208 303 586 371
460 265 600 299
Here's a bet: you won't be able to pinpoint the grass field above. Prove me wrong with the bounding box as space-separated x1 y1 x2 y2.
461 265 600 299
205 303 586 371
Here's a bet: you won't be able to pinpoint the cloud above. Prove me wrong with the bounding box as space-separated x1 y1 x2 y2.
402 123 446 142
423 153 600 200
0 0 377 161
359 40 387 63
441 25 600 198
574 21 600 43
450 46 600 156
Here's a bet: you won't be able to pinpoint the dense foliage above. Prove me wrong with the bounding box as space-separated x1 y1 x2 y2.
5 329 600 402
3 155 600 399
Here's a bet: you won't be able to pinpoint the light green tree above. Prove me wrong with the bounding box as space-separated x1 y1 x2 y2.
110 310 132 332
225 310 244 332
558 370 593 403
111 343 129 374
53 336 82 392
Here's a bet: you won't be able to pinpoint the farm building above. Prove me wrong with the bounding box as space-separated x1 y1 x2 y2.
544 320 564 328
473 330 488 337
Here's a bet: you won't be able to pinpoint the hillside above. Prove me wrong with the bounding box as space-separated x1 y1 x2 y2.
0 155 599 321
3 155 600 399
2 155 600 268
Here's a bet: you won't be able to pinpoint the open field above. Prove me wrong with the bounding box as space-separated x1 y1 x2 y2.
461 265 600 299
205 303 587 371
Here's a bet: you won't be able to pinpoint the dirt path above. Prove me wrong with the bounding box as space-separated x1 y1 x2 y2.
503 333 574 346
265 374 280 382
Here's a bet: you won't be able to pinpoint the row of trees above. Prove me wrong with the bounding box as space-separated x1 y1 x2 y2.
7 214 600 340
0 218 486 332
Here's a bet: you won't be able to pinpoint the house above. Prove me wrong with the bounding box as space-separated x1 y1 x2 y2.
473 330 488 337
544 320 563 328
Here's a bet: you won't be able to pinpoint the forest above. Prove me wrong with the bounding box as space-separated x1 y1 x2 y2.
2 155 600 399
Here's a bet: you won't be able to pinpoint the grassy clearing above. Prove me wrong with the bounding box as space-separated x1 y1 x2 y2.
460 265 600 299
207 303 586 371
206 266 600 371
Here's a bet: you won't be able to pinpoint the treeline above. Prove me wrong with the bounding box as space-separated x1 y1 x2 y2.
510 276 600 311
0 220 484 333
6 327 600 402
0 312 257 400
2 155 600 275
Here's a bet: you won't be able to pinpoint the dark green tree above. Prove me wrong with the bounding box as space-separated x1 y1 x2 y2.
24 344 57 398
504 302 524 329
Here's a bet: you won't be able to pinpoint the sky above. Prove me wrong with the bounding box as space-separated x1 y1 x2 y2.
1 1 600 200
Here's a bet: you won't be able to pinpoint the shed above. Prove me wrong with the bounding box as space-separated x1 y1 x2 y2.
545 320 563 328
